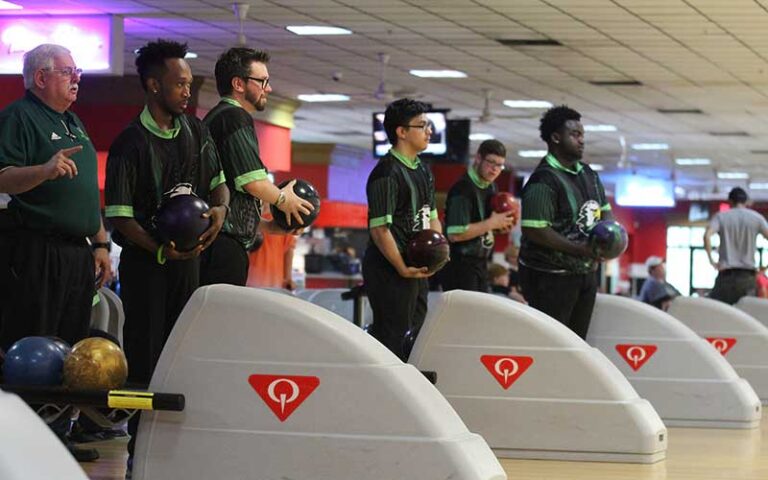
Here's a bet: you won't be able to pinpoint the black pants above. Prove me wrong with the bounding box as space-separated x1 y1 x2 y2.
120 245 199 457
441 256 488 292
0 230 94 350
199 233 249 287
519 265 598 340
363 247 428 361
709 269 756 305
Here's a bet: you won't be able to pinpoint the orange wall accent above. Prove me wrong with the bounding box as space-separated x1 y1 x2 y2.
312 200 368 229
254 120 291 172
273 164 329 197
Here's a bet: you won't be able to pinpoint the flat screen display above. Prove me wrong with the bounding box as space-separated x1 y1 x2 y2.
615 175 675 207
372 111 447 157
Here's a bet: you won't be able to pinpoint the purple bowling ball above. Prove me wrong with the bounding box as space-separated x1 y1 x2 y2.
155 194 212 252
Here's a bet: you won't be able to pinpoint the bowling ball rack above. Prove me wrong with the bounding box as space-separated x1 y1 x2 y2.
0 384 184 413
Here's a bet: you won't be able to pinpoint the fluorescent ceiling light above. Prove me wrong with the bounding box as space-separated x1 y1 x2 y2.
749 182 768 189
584 124 617 132
518 150 547 158
717 172 749 180
286 25 352 35
0 1 21 9
409 69 467 78
503 100 553 109
469 133 494 141
0 1 22 9
675 158 710 166
674 186 686 196
590 163 604 171
297 94 350 102
185 52 198 59
631 143 669 151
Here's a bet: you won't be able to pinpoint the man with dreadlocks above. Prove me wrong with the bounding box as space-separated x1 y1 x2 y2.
518 105 611 339
104 39 229 471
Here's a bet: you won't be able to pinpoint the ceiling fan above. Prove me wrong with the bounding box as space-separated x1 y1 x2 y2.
346 53 422 103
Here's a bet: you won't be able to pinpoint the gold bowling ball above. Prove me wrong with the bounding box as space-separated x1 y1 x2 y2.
63 337 128 390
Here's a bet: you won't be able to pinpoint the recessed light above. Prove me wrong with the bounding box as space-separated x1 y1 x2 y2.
469 133 494 141
749 182 768 189
0 1 22 9
584 124 617 132
185 52 198 59
675 158 710 166
717 172 749 180
590 163 604 171
504 100 553 109
409 69 467 78
518 150 547 158
286 25 352 35
631 143 669 151
297 94 350 102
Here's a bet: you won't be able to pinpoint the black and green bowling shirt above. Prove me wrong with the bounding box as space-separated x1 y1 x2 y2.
203 98 268 250
104 106 225 247
0 90 100 237
520 153 610 274
444 167 496 259
366 149 437 255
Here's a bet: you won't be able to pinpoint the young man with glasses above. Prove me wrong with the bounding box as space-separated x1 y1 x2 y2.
364 98 441 361
519 105 610 339
441 139 516 292
199 47 313 286
0 42 111 463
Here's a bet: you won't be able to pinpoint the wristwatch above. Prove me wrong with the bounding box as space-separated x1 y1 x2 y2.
91 241 111 252
274 190 286 206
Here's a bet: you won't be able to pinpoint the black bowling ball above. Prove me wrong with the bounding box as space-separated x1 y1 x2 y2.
270 179 321 230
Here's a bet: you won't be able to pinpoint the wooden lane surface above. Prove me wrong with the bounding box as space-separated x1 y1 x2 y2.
80 416 767 479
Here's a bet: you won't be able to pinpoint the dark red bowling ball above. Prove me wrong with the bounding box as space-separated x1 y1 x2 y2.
406 229 450 274
490 192 519 215
589 220 628 260
154 194 212 252
270 179 321 230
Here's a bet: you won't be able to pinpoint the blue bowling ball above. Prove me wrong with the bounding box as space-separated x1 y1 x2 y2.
3 336 68 386
46 336 72 357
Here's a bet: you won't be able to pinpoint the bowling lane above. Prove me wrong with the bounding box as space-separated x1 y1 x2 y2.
500 415 767 480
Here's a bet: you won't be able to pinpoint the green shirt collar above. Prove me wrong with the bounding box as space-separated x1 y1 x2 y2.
221 97 242 108
468 165 491 189
390 148 420 169
545 152 582 175
140 106 181 139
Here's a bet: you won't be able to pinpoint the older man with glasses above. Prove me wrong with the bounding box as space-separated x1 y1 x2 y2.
0 43 111 461
440 139 516 292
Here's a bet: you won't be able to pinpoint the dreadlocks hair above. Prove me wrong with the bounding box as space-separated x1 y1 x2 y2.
135 39 189 91
383 98 430 146
539 105 581 144
214 47 271 96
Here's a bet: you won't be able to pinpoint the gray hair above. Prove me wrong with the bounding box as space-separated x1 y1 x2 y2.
22 44 71 89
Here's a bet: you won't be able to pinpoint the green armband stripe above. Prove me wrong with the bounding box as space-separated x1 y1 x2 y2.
92 293 100 307
446 225 469 234
210 171 226 190
521 219 550 228
105 205 134 218
234 169 268 192
430 209 438 220
601 204 612 211
369 215 392 228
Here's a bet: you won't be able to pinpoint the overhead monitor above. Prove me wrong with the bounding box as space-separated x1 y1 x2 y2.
615 175 675 207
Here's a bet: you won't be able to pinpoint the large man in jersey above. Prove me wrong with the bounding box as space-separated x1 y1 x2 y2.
104 39 229 466
199 47 313 286
441 139 516 292
364 98 441 361
519 105 611 339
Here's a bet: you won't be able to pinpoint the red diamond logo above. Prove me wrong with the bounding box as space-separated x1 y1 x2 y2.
480 355 533 389
706 337 737 356
616 344 657 371
248 374 320 422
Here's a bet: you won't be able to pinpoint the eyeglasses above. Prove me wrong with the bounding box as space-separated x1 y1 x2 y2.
482 158 506 170
244 76 270 89
404 122 433 132
44 67 83 77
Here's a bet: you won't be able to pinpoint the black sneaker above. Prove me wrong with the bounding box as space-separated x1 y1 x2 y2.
125 456 133 479
68 444 100 462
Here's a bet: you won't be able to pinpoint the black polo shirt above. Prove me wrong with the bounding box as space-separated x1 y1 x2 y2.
366 149 437 254
520 153 610 274
0 91 100 237
104 107 225 247
203 98 268 250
